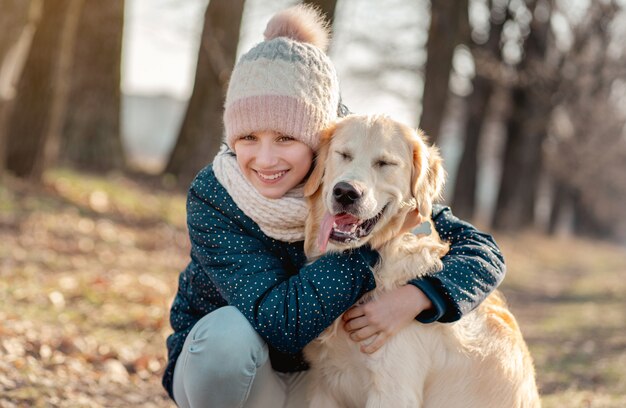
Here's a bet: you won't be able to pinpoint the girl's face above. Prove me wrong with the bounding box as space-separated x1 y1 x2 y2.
234 130 314 199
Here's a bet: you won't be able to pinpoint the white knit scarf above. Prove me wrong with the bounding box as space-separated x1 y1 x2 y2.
212 146 307 242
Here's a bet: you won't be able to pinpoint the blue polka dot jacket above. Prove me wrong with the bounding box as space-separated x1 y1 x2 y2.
162 165 505 399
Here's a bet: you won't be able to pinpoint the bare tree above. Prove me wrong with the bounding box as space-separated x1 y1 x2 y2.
57 0 125 172
0 0 31 67
419 0 469 144
545 1 626 239
452 0 509 220
165 0 246 186
492 0 555 231
0 0 32 175
4 0 73 179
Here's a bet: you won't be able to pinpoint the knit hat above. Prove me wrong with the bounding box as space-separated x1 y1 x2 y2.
224 4 340 151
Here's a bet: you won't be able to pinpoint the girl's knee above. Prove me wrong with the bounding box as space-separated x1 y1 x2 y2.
187 306 268 375
175 307 270 406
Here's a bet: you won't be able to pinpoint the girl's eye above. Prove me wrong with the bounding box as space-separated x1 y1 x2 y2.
240 134 256 141
277 135 295 142
336 151 352 161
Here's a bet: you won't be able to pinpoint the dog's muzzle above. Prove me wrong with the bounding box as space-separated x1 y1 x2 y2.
317 204 389 252
332 182 362 207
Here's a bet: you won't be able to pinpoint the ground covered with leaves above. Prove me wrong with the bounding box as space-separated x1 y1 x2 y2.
1 170 625 407
499 234 626 408
0 170 186 407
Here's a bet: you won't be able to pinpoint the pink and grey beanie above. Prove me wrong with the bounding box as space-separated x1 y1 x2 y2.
224 5 340 151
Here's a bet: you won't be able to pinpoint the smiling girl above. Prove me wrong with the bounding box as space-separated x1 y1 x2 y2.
234 131 313 199
163 5 505 408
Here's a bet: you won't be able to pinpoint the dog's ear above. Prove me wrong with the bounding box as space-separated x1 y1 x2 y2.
304 123 335 197
411 130 446 218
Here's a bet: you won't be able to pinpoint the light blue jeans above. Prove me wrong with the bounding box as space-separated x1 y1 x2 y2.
172 306 310 408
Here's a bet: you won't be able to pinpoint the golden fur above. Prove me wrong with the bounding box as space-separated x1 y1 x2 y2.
302 115 540 407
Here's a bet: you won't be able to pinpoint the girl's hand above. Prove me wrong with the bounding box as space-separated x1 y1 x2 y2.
341 285 432 354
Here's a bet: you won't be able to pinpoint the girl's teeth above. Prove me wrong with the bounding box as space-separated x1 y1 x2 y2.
258 171 286 180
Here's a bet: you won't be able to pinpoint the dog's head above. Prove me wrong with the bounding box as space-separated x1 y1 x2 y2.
304 114 445 257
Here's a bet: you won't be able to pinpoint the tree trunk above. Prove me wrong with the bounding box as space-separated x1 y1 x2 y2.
492 1 552 231
0 0 32 176
548 180 569 235
165 0 245 186
492 87 542 230
451 75 492 220
58 0 125 172
0 0 31 67
451 0 507 220
4 0 71 180
302 0 338 25
419 0 468 144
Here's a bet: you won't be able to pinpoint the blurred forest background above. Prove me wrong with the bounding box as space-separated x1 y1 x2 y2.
1 0 625 407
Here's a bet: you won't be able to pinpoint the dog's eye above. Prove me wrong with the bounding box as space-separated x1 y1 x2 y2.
376 160 395 168
336 151 352 161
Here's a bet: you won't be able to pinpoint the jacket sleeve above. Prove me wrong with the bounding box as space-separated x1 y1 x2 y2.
186 178 378 354
408 205 506 323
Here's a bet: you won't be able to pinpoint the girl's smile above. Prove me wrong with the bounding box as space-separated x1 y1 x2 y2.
254 169 288 183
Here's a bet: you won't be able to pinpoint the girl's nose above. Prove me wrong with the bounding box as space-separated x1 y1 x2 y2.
255 142 279 168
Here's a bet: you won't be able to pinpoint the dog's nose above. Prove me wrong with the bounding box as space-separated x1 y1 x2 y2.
333 182 362 206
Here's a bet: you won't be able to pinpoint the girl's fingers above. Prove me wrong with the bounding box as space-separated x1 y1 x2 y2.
344 316 369 332
349 325 377 342
361 333 388 354
342 305 364 321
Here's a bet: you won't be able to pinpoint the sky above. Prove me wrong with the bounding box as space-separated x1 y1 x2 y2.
122 0 304 99
121 0 208 99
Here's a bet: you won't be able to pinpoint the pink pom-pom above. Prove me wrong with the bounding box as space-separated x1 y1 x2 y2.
263 4 331 51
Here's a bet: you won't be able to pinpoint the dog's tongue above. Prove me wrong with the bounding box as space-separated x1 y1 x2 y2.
335 213 360 227
317 213 334 253
317 212 360 253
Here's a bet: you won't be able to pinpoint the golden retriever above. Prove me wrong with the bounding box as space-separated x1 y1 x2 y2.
302 115 540 408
